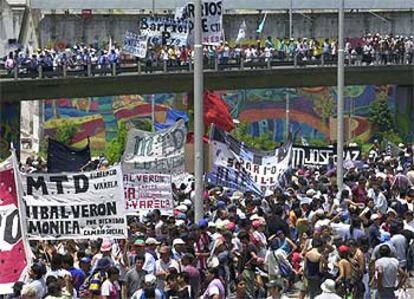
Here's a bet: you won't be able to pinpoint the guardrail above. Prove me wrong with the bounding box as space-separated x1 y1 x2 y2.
1 53 413 80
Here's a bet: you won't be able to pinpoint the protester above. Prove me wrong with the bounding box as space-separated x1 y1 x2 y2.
2 107 414 299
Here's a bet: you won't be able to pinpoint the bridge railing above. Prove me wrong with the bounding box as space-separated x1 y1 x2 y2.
1 53 413 80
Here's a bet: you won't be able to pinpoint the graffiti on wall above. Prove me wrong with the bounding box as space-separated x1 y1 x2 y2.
43 93 187 150
219 85 396 142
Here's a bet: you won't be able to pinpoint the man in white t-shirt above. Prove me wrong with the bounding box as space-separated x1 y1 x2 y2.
155 246 180 290
375 245 407 299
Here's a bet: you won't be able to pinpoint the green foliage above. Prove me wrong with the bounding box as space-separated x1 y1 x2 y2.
379 130 403 146
231 122 278 151
307 138 329 147
368 99 405 145
105 120 152 164
368 99 394 133
54 120 79 144
350 137 372 156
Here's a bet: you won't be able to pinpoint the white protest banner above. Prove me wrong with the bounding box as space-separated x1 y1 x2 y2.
122 31 148 58
122 120 187 175
140 17 189 47
21 165 127 240
123 173 173 215
207 127 292 195
178 0 223 45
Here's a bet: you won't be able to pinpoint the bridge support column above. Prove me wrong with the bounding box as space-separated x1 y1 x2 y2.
0 101 21 160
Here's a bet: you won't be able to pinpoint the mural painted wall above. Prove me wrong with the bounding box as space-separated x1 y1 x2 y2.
43 84 408 152
43 93 187 151
220 85 397 143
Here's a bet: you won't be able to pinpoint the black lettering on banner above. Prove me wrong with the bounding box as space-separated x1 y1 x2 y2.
162 31 171 45
186 4 195 18
2 209 21 245
27 176 48 195
202 19 208 32
28 220 81 235
74 174 89 193
50 176 68 194
141 17 149 30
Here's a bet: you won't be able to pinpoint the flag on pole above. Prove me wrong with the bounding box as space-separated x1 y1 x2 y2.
256 13 267 33
236 20 246 43
109 35 112 50
47 138 91 173
204 91 235 132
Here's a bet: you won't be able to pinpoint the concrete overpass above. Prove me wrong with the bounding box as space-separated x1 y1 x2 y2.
1 65 414 103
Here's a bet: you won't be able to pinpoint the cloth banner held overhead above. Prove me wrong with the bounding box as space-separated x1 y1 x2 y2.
177 0 223 45
140 17 189 47
123 173 173 215
0 156 28 294
122 120 187 175
236 20 246 43
21 165 127 240
122 31 149 58
47 138 91 173
207 126 292 195
291 145 361 168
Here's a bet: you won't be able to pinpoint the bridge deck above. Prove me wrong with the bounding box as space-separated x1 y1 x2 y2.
1 65 413 102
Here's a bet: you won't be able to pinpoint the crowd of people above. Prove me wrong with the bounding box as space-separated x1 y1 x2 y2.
2 32 414 76
7 140 414 299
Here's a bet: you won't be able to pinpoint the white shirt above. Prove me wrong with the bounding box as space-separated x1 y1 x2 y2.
315 293 342 299
155 258 180 290
143 252 156 274
101 279 119 297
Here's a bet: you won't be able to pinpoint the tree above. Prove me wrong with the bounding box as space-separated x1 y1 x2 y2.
231 122 278 151
368 99 401 144
54 120 79 144
368 99 394 133
105 119 152 164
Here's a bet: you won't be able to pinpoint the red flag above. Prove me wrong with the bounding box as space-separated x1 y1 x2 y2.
204 91 235 132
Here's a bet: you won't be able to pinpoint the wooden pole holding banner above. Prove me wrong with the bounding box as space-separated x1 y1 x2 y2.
194 0 204 223
10 147 33 270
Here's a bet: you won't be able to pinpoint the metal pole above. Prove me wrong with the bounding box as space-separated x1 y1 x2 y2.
285 92 290 140
152 0 155 15
289 0 293 39
194 0 204 223
151 94 155 132
337 0 345 191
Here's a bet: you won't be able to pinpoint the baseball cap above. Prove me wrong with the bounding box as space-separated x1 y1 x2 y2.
145 274 157 285
80 257 92 264
198 218 208 228
100 240 112 252
338 245 350 254
134 239 146 247
369 212 379 222
172 239 185 246
145 238 160 246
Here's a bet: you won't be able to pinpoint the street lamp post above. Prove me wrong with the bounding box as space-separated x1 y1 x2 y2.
289 0 293 39
194 0 204 223
337 0 345 191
